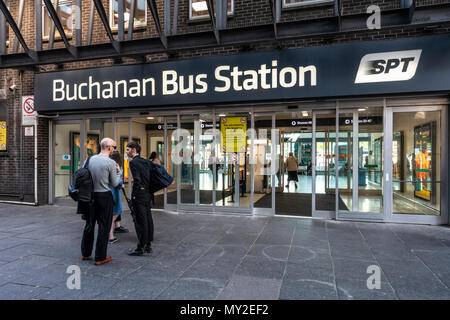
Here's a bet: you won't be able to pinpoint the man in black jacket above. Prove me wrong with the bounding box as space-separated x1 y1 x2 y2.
126 141 154 256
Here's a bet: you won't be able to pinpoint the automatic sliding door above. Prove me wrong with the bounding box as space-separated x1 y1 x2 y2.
337 107 384 220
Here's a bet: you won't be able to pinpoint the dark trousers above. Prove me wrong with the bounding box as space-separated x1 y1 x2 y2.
132 190 154 248
81 191 113 261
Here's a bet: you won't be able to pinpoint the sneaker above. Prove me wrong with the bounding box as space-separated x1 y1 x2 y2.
128 246 144 256
94 256 112 265
108 237 118 244
114 226 129 233
144 244 153 254
81 255 91 261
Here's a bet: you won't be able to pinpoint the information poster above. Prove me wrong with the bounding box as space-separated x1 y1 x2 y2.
220 117 247 153
71 133 100 175
0 121 6 151
414 122 436 202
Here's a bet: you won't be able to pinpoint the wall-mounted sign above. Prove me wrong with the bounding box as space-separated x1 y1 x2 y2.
24 126 34 137
22 96 37 126
0 121 6 151
62 154 71 161
35 34 450 113
221 117 247 153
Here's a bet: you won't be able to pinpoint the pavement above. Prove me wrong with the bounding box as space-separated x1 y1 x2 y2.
0 202 449 300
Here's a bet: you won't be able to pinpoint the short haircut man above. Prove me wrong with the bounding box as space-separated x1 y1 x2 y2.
81 137 120 265
126 141 154 256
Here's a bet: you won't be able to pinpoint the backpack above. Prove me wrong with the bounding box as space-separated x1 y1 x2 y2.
148 161 174 194
68 157 94 202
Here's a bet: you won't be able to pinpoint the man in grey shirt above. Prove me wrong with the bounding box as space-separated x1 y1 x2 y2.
81 138 121 265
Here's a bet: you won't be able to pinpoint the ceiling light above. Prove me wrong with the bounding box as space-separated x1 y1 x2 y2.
147 117 154 120
192 1 207 12
218 114 226 117
358 108 366 112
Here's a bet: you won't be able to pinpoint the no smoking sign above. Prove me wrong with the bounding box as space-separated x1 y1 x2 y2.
22 96 37 126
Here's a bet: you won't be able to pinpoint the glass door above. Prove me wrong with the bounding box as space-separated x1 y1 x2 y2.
52 121 82 202
337 107 384 221
385 106 447 225
312 110 337 219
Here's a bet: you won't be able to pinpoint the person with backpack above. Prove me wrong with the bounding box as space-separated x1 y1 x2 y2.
81 138 121 265
126 141 154 256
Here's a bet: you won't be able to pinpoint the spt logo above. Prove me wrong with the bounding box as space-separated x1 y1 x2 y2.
355 50 422 84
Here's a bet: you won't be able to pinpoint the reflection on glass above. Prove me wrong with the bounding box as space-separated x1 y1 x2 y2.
190 0 233 19
253 115 272 209
338 113 353 211
393 111 441 216
111 0 147 29
358 107 383 213
167 117 178 204
43 1 73 39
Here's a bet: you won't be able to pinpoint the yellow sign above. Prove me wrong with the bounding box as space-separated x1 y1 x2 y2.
0 121 6 151
220 117 247 153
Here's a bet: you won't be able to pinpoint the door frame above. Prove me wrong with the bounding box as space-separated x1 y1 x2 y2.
384 105 448 225
336 105 384 222
312 109 337 219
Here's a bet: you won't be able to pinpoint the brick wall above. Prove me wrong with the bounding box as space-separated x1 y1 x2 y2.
0 0 449 205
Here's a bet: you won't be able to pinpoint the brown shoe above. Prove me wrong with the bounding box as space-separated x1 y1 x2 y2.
81 256 91 261
94 256 112 265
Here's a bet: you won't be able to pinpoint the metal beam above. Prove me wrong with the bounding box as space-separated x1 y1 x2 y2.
221 0 227 30
1 4 449 68
75 0 82 46
164 0 171 36
128 0 137 40
206 0 220 44
87 0 94 45
43 0 77 56
13 0 24 53
334 0 342 31
36 0 42 51
269 0 278 39
172 0 179 35
0 0 7 55
146 0 168 49
93 0 120 52
48 0 59 49
118 0 125 41
0 0 36 60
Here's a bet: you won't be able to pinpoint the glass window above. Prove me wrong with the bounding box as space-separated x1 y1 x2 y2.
43 0 74 39
392 111 441 216
283 0 334 9
110 0 147 30
190 0 233 21
0 100 6 152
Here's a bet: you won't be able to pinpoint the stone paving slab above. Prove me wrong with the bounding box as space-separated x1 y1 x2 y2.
0 203 449 300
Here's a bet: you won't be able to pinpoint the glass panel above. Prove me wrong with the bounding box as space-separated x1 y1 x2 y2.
253 114 273 209
283 0 332 7
199 113 214 205
180 115 195 204
357 107 383 213
111 0 147 29
54 123 81 199
274 111 312 216
167 116 178 205
338 112 353 211
393 111 441 216
215 112 250 208
43 1 73 38
190 0 233 19
145 116 165 209
315 113 337 211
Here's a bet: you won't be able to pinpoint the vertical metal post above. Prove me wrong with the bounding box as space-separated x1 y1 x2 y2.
87 0 94 45
13 0 25 53
172 0 178 35
216 0 222 30
164 0 171 36
335 102 339 218
128 118 132 197
221 0 227 29
176 113 181 207
128 0 136 40
164 117 168 208
275 0 281 23
250 111 254 212
272 113 276 215
352 110 358 212
75 0 82 46
312 112 316 213
48 0 59 50
194 116 200 205
235 152 240 207
0 0 7 55
212 111 216 207
36 0 42 51
118 0 124 41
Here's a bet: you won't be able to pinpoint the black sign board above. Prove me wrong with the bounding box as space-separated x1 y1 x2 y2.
35 34 450 113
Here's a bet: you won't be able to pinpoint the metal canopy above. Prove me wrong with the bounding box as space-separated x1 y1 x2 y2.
0 1 448 69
